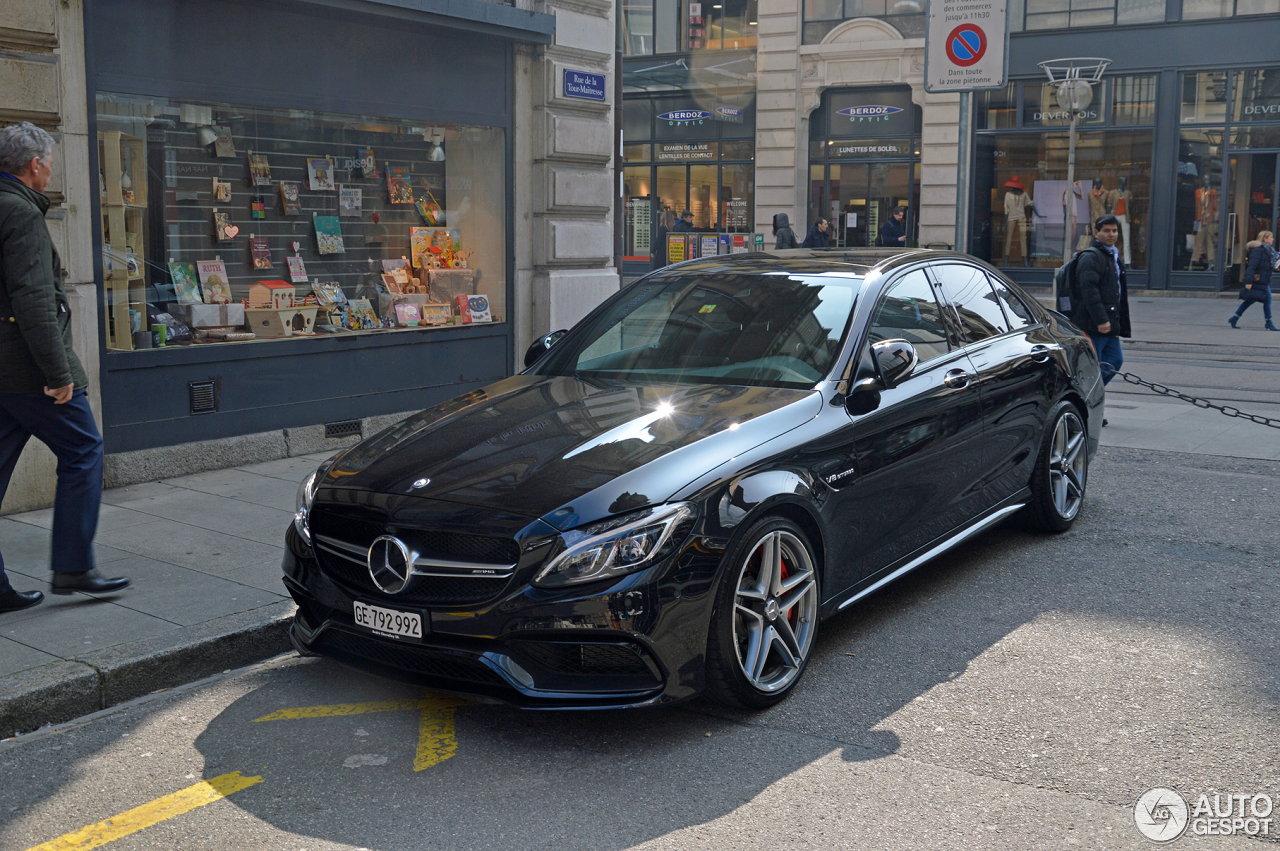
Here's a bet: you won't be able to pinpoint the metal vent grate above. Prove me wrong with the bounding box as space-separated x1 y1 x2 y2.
189 380 217 415
325 419 362 439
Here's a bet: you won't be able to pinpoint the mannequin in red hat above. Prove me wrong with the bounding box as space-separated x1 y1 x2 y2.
1001 176 1043 265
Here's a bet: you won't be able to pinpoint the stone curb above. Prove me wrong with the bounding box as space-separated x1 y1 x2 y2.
0 601 297 739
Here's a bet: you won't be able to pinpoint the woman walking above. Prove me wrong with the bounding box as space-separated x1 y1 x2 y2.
1230 230 1279 331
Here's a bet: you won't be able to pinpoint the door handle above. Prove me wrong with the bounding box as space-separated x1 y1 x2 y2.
944 369 971 389
1029 344 1055 362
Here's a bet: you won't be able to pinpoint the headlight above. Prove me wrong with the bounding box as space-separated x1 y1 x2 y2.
533 503 696 588
293 457 338 545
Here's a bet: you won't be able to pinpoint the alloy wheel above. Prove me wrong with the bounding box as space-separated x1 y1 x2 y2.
1050 411 1087 520
731 529 818 694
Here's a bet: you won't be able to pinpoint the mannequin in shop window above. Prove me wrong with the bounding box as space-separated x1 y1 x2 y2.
1107 176 1135 266
1192 173 1218 270
1001 177 1044 266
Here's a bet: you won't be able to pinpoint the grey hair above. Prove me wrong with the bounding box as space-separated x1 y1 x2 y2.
0 121 55 175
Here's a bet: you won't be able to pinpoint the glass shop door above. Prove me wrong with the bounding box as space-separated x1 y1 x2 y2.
1225 151 1280 289
818 162 916 248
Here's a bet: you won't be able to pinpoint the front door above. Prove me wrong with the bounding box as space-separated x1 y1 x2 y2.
814 162 916 249
1226 151 1280 288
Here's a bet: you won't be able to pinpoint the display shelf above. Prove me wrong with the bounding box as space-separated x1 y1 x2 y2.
98 130 148 351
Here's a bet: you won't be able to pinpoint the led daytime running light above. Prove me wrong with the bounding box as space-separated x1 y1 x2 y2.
534 503 695 587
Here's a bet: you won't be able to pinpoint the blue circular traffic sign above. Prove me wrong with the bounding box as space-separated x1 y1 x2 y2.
945 24 987 67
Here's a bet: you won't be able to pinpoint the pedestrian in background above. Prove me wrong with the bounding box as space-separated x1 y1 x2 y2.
878 207 908 247
772 213 798 249
652 209 676 271
0 121 129 614
801 217 830 248
1229 230 1278 331
673 209 694 233
1070 214 1131 390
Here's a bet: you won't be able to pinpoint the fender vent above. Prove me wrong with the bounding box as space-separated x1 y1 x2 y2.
325 419 362 439
189 380 217 415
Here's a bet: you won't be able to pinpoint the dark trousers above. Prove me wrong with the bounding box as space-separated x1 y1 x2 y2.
0 390 103 592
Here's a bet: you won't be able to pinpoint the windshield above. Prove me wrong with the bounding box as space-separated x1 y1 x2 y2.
537 273 863 388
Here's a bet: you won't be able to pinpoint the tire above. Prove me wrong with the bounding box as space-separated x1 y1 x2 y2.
1024 400 1088 533
705 516 820 709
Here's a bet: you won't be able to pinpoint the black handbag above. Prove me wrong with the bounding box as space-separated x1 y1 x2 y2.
1239 284 1268 303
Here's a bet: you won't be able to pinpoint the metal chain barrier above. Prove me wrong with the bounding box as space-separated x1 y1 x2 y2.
1102 367 1280 429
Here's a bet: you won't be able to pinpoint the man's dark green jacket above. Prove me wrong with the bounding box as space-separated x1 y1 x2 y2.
0 175 87 394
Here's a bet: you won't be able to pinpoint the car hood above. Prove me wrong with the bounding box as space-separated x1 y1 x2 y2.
324 374 821 529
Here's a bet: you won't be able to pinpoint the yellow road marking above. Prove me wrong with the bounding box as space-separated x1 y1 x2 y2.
255 695 469 772
25 771 262 851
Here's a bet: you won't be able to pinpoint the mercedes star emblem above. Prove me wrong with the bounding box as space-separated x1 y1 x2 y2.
367 535 414 594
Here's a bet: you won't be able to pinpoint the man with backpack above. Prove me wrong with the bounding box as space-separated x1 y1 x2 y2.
1067 214 1131 388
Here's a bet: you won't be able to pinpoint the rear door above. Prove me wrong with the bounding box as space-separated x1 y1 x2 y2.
928 263 1058 506
821 267 989 597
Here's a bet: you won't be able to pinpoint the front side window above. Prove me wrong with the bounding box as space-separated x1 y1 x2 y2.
930 264 1009 343
866 270 951 364
539 273 861 388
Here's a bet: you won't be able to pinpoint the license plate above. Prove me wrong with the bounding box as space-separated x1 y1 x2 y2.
353 601 424 641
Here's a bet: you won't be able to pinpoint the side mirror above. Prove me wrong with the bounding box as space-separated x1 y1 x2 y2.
523 329 568 369
871 339 918 390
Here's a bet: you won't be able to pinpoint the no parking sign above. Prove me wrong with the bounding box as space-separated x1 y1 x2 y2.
925 0 1008 92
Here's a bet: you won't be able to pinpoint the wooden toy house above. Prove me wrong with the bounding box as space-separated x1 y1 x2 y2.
248 280 296 309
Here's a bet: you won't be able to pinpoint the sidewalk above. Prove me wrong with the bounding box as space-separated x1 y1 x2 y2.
3 296 1279 737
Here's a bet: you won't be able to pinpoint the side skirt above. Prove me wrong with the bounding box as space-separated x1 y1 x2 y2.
833 500 1027 613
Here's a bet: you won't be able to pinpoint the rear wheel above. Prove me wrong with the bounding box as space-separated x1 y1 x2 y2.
705 517 819 709
1024 401 1088 532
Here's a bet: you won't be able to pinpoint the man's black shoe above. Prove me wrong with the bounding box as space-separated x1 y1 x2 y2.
0 588 44 613
50 569 130 595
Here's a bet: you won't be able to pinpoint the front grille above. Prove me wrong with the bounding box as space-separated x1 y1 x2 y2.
514 640 655 677
314 629 506 687
316 549 504 605
314 514 519 565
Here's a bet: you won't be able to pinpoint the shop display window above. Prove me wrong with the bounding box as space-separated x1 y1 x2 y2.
1174 130 1226 271
975 84 1018 131
1184 0 1280 18
974 130 1153 270
1234 67 1280 121
1113 75 1158 126
94 93 505 351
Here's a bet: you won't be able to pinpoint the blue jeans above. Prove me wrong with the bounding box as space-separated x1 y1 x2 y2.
1232 287 1272 322
0 389 103 593
1087 333 1124 385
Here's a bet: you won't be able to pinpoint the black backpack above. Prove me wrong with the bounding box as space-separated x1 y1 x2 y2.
1053 246 1103 313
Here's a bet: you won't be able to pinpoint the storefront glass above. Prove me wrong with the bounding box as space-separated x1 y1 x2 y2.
95 93 505 351
801 0 925 43
1181 72 1230 124
1184 0 1280 18
975 130 1153 270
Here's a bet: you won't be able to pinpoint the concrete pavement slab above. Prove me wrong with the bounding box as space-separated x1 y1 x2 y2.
92 518 283 573
0 596 179 658
165 467 301 508
235 454 328 482
0 637 58 677
89 554 286 626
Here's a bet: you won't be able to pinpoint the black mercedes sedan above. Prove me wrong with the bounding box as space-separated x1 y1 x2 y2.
282 249 1103 709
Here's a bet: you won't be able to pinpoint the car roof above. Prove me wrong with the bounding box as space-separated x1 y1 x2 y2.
651 248 981 279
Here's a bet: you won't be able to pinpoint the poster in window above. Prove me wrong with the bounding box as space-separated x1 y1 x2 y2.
386 165 414 204
197 260 232 304
307 157 336 191
313 214 345 254
339 186 362 217
247 152 272 186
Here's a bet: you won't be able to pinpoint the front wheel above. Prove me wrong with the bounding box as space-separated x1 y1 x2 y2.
705 517 820 709
1024 401 1088 532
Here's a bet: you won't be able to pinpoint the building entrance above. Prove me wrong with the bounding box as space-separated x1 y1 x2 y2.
809 161 917 248
1226 151 1279 287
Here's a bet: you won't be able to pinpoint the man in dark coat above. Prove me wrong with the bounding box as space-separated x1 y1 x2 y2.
672 210 694 233
0 122 129 613
1070 213 1131 388
801 218 830 248
878 207 907 247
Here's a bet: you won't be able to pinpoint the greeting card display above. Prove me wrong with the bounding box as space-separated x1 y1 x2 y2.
339 186 362 218
212 126 236 158
249 236 273 269
214 210 239 241
197 260 232 304
313 215 344 254
360 147 377 178
286 255 308 283
168 262 203 305
307 157 336 191
279 181 301 215
212 178 232 202
386 165 413 204
247 152 272 186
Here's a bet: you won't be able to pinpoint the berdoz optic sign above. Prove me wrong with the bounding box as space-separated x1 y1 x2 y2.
924 0 1008 93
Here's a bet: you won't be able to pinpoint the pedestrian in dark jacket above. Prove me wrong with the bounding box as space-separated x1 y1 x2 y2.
801 218 830 248
1229 232 1278 331
1069 214 1131 387
773 213 798 249
672 210 694 233
0 121 129 614
877 207 907 247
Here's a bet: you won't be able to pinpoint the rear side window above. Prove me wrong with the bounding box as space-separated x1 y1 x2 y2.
988 275 1037 330
866 270 951 364
931 263 1010 343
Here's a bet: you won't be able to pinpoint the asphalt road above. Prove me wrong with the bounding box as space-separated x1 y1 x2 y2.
2 443 1277 851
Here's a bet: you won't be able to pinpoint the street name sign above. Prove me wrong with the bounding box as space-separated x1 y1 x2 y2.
924 0 1008 93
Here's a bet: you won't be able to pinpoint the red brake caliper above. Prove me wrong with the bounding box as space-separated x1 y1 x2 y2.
779 556 794 625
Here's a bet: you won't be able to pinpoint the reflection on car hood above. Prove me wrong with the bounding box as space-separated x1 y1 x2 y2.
326 375 821 529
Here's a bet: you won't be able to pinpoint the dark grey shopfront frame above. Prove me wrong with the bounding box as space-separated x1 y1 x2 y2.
86 0 540 454
981 15 1279 291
